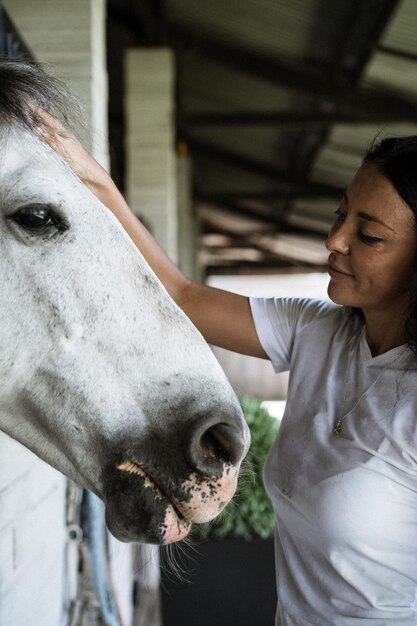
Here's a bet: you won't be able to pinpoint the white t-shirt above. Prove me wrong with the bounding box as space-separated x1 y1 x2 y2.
250 297 417 626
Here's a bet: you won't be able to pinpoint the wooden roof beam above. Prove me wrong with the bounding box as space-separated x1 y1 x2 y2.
190 140 345 199
181 107 415 126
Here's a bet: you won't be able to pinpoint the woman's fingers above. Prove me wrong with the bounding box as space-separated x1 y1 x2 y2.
33 107 71 147
33 107 108 191
32 107 129 221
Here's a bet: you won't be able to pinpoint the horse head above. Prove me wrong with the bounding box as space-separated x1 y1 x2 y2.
0 60 250 544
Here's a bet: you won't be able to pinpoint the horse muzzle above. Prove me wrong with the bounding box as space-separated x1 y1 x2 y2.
102 409 250 544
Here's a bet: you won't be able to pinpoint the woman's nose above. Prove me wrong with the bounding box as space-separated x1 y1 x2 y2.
326 222 350 254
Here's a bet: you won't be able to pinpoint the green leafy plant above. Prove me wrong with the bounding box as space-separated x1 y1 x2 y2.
193 395 280 541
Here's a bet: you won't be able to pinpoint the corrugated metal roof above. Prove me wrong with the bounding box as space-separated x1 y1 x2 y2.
190 125 298 170
178 53 297 114
165 0 350 62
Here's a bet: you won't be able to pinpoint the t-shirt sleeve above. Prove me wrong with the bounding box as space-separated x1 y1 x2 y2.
249 297 333 373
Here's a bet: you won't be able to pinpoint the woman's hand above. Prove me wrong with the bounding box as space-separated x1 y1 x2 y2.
34 108 120 208
34 108 148 251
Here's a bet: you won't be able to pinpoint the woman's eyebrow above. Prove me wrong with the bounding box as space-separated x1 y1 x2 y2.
357 211 395 232
344 191 395 232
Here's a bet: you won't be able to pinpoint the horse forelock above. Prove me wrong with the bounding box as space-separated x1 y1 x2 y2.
0 58 81 137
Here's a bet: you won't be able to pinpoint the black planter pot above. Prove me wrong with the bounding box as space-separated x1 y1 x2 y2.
161 537 276 626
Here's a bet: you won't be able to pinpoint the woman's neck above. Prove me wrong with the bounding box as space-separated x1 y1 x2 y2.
364 308 407 356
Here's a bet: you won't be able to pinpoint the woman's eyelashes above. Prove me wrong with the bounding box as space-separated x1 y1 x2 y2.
333 209 383 244
358 231 384 244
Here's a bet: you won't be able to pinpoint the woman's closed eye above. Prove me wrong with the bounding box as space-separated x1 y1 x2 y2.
358 230 383 244
333 209 384 243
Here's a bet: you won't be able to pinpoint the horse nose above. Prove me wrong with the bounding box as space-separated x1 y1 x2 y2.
186 414 248 476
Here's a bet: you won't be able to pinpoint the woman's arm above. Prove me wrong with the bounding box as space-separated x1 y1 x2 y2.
37 111 267 358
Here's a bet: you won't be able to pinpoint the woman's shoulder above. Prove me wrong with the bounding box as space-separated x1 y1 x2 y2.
250 295 353 327
287 297 360 335
249 296 362 371
289 296 343 317
250 296 363 355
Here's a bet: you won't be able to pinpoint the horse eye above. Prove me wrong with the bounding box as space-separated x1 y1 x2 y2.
11 206 64 231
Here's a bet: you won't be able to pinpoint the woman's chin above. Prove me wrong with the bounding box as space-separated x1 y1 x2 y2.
327 281 356 307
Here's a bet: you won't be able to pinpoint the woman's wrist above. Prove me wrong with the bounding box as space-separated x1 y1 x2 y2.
92 177 131 217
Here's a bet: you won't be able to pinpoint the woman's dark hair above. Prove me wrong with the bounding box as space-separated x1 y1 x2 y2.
0 57 79 132
364 136 417 356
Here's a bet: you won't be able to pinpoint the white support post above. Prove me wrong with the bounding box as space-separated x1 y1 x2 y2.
125 48 178 262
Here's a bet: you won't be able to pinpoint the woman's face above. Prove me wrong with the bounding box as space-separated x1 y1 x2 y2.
326 163 417 320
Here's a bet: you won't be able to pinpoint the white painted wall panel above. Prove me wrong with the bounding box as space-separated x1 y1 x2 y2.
3 0 109 167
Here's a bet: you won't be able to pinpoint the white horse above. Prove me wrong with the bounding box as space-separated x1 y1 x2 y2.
0 61 250 544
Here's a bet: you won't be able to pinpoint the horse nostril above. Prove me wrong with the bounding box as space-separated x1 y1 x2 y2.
188 418 247 475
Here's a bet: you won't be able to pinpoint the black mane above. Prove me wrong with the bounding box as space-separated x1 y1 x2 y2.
0 58 79 132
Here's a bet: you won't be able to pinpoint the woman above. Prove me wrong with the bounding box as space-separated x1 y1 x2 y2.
43 114 417 624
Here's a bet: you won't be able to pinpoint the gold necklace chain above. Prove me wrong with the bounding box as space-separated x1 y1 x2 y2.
332 350 404 436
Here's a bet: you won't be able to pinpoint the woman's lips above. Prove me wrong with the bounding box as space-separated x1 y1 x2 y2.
328 261 354 280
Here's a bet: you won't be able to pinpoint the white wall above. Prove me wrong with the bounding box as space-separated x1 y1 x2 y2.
0 436 66 626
